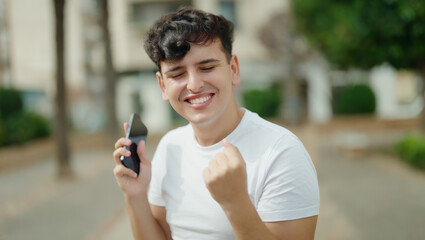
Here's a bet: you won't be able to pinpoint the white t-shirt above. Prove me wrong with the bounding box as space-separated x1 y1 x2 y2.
148 109 320 240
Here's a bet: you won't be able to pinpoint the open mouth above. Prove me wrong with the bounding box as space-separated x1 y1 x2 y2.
184 93 214 106
186 94 212 104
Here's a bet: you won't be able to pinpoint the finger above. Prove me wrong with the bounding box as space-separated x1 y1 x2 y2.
223 140 246 167
207 159 219 174
115 137 132 149
123 122 129 135
223 138 232 148
113 147 131 165
222 139 241 157
213 152 227 168
203 168 212 185
114 164 138 178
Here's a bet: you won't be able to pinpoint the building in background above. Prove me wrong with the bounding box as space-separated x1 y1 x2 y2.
2 0 422 134
0 0 13 88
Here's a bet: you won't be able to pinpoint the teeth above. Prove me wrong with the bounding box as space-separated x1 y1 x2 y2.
189 95 211 104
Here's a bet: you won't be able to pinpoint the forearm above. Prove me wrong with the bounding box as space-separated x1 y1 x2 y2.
222 196 277 240
125 194 166 240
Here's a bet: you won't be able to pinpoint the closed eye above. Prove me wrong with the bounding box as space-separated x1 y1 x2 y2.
170 72 185 79
201 66 215 71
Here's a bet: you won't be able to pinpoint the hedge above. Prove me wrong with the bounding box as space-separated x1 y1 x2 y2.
395 134 425 170
334 84 376 115
243 84 282 118
0 88 23 118
0 88 51 147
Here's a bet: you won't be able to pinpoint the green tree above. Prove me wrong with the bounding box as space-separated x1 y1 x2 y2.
293 0 425 127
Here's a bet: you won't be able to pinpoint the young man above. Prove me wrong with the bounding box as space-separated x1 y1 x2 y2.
113 7 319 240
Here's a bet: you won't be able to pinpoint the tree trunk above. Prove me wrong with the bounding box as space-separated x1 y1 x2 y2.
281 7 303 125
53 0 72 178
99 0 119 145
282 78 302 125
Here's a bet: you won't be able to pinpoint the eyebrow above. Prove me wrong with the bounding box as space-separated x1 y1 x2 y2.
196 58 220 65
164 66 183 75
164 58 220 75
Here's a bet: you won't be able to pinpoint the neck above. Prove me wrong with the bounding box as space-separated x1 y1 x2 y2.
191 103 244 146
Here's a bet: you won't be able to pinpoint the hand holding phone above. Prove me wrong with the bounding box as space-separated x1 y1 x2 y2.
120 113 148 175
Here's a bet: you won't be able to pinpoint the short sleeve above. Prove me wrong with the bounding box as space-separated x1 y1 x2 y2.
257 135 320 222
148 138 166 207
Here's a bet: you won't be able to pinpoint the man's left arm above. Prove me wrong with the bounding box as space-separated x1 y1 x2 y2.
203 139 318 240
221 194 318 240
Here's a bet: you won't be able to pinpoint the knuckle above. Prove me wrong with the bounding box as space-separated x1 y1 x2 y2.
215 152 224 160
229 160 242 171
113 166 120 175
205 175 216 187
114 140 122 149
209 159 217 168
114 139 123 149
115 164 125 172
235 162 246 172
120 147 128 155
113 148 123 158
115 137 129 149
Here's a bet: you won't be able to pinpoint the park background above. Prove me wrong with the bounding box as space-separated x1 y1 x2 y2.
0 0 424 239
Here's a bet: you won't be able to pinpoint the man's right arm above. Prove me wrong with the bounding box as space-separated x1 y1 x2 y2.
124 193 171 240
113 123 170 240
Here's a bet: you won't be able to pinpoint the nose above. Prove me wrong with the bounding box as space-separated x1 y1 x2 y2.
186 71 204 93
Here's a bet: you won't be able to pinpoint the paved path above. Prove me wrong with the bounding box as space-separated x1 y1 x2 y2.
1 124 425 239
314 129 425 240
0 147 129 240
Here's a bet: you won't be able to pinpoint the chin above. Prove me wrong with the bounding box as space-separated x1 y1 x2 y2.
190 117 217 127
179 98 230 127
189 107 227 128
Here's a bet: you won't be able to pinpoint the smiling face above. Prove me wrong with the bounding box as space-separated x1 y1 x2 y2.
156 39 241 128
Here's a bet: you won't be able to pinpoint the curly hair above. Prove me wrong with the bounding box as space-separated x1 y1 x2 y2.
144 7 234 70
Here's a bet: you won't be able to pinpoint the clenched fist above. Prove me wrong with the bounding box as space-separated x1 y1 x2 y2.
203 139 249 209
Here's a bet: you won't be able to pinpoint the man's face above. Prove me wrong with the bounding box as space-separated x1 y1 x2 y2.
156 39 240 127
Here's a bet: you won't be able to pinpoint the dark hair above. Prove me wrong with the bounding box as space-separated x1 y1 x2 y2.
144 7 234 70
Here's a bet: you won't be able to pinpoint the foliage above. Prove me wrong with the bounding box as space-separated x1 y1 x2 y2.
334 84 376 115
0 88 23 118
395 134 425 170
2 111 51 146
292 0 425 69
0 88 51 147
243 84 282 118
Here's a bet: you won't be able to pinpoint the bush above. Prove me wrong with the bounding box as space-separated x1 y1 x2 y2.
243 84 282 118
395 134 425 170
0 88 51 147
0 88 23 118
334 84 376 115
2 111 51 146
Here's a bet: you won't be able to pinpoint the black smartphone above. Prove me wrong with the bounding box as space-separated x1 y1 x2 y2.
120 113 148 175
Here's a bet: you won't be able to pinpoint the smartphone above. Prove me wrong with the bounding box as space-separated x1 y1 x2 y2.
120 113 148 175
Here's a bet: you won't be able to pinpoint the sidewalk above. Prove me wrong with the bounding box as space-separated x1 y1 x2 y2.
0 147 126 240
1 117 424 239
0 133 160 240
312 117 425 240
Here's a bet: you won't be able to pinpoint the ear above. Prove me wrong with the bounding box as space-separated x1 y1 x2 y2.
156 71 169 102
230 55 241 86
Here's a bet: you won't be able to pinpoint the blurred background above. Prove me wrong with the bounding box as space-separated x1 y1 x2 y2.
1 0 425 239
